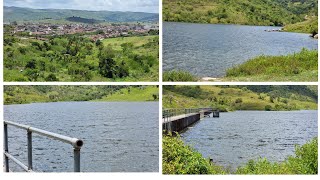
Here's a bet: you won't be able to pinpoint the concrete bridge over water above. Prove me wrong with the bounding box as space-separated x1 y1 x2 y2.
162 108 219 133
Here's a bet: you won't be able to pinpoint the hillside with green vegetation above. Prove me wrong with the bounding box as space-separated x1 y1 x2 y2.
99 86 159 102
163 85 318 111
163 135 318 174
163 0 317 32
284 16 318 34
4 25 159 82
224 49 318 82
4 6 159 23
4 85 159 105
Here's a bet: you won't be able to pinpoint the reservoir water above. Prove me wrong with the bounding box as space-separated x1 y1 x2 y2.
163 22 318 77
4 101 159 172
181 110 318 170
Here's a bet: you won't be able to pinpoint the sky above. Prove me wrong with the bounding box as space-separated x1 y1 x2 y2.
4 0 159 13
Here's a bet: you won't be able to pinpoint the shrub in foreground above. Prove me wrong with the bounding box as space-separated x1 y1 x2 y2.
162 134 226 174
163 135 317 174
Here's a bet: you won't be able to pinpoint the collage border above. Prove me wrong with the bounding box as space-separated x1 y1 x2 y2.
0 0 319 179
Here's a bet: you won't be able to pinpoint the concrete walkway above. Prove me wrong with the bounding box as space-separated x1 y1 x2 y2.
162 113 199 123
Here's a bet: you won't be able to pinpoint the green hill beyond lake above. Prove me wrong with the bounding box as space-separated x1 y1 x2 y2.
163 85 318 111
4 6 159 23
163 0 318 33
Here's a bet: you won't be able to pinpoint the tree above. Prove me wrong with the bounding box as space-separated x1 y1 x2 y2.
24 69 39 81
117 61 129 78
48 91 59 102
265 105 272 111
235 98 243 103
270 96 275 103
96 39 102 47
99 58 117 78
45 74 59 81
152 94 158 101
169 95 173 104
25 60 37 69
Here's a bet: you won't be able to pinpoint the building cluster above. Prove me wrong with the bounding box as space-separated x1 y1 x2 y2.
12 23 159 41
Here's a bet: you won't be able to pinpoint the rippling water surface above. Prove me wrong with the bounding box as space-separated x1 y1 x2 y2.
4 102 159 172
163 22 318 77
181 110 318 170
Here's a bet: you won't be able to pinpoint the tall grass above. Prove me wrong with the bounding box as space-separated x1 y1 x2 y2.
226 49 318 80
163 70 198 82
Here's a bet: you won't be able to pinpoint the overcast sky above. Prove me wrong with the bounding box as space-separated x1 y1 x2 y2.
4 0 159 13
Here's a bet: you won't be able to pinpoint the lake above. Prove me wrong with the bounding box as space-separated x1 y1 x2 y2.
4 101 159 172
181 110 318 170
163 22 318 77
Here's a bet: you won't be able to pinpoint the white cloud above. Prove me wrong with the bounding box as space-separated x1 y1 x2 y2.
4 0 159 13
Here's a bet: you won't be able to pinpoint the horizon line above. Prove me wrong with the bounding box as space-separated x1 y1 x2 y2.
4 5 159 14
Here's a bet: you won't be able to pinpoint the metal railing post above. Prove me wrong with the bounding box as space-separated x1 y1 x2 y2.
4 123 9 172
27 131 33 170
74 148 81 172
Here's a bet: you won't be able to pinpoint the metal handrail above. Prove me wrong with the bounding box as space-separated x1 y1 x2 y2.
3 120 84 172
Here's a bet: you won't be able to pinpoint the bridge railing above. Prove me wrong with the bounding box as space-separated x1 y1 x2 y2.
162 108 199 119
3 120 84 172
163 107 213 117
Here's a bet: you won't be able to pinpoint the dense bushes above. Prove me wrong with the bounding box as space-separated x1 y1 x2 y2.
163 135 318 174
4 25 159 82
163 135 226 174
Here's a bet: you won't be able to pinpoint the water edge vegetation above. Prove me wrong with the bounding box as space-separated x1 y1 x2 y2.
163 134 318 174
4 85 159 105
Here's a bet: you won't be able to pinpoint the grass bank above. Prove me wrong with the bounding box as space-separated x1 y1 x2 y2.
163 86 317 111
163 135 318 174
163 70 198 82
224 49 318 82
283 17 318 35
163 50 317 82
4 86 158 105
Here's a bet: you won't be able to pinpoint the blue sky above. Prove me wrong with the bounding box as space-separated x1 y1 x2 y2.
4 0 159 13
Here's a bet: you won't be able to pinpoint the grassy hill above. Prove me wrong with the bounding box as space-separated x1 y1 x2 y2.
99 86 159 101
65 16 103 24
3 25 159 82
4 6 159 23
283 16 318 34
163 85 317 111
163 0 317 29
4 85 159 105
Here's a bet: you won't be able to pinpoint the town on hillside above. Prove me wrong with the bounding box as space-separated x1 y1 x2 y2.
5 22 159 41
